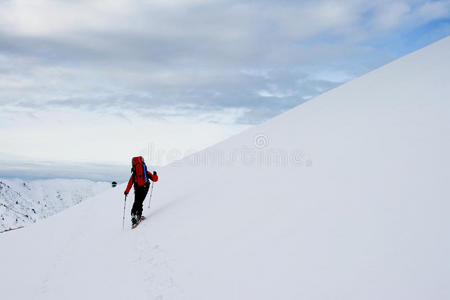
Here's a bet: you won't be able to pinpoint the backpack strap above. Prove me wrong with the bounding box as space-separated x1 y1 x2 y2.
143 162 148 183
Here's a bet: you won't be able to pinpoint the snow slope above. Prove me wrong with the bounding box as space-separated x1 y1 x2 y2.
1 37 449 299
0 179 110 232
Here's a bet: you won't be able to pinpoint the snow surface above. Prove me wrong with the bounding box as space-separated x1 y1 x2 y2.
1 37 450 299
0 178 110 232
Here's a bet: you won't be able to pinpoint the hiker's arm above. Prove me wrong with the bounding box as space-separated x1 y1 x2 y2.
124 174 134 195
148 171 158 182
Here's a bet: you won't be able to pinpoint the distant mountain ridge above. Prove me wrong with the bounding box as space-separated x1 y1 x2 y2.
0 178 110 232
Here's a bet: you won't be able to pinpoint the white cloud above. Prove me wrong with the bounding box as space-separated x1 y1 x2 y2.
371 2 412 31
257 87 295 99
368 1 450 32
416 1 450 21
0 105 250 166
0 0 138 36
308 70 354 83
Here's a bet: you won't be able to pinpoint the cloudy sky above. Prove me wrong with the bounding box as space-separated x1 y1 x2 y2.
0 0 449 180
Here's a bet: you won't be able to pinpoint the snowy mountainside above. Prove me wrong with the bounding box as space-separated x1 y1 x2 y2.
0 37 449 300
0 178 110 232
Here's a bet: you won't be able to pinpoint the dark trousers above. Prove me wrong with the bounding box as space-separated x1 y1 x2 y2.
131 183 149 218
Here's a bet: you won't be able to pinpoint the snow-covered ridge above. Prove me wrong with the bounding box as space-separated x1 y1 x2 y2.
0 178 110 232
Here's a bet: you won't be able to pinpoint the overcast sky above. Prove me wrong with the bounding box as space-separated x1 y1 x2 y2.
0 0 449 181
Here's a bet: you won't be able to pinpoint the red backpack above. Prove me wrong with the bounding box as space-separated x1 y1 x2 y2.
131 156 148 187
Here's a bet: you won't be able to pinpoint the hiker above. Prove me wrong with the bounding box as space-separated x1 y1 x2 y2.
124 156 158 226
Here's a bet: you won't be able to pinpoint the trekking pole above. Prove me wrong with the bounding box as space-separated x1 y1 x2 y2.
122 195 127 230
147 183 154 209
